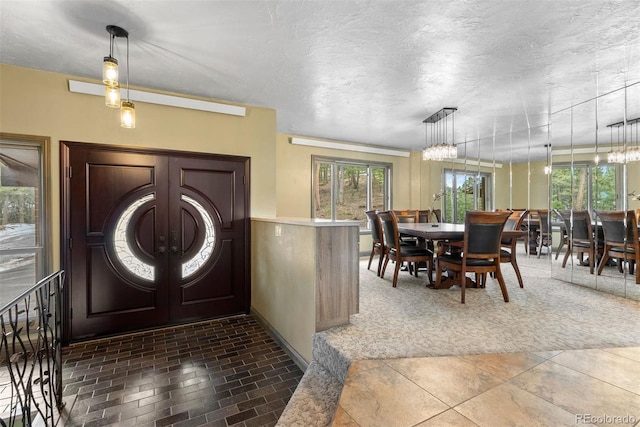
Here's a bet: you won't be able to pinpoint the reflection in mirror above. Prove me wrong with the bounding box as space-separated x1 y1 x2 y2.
548 82 640 301
450 82 637 301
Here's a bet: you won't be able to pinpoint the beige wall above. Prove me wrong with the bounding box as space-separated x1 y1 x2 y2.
512 160 550 210
5 63 597 271
275 133 416 217
0 64 277 269
417 159 513 213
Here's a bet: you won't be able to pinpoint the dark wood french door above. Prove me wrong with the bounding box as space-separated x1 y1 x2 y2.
61 142 250 341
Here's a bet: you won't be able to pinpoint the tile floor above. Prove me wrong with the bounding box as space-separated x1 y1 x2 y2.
332 347 640 426
60 315 303 427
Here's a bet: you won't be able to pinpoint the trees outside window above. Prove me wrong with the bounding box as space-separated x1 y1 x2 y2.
442 170 491 223
313 158 390 230
0 134 50 307
551 164 617 213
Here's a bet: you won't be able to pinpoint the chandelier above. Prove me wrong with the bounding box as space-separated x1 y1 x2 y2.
422 108 458 161
607 118 640 163
103 25 135 128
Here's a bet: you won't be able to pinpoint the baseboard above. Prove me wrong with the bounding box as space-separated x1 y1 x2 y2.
250 308 309 373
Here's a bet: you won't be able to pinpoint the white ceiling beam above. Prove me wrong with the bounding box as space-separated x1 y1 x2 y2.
68 80 246 117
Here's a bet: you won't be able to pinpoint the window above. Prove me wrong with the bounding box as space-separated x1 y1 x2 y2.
0 134 50 307
313 157 391 229
442 169 491 223
551 163 618 213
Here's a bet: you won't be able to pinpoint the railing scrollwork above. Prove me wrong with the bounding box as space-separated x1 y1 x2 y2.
0 271 65 426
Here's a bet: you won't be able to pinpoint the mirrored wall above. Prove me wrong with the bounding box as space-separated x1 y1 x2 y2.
548 82 639 300
448 81 639 301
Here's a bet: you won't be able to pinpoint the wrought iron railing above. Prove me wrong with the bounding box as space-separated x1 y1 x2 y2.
0 271 65 426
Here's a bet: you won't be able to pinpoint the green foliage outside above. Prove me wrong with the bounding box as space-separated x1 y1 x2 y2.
0 186 36 225
551 165 616 211
316 163 387 228
443 174 487 223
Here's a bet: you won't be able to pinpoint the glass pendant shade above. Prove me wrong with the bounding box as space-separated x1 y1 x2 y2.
121 101 136 128
105 85 120 108
422 107 458 161
103 57 119 86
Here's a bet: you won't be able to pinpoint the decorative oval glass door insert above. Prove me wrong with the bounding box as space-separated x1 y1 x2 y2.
181 194 216 279
113 193 155 281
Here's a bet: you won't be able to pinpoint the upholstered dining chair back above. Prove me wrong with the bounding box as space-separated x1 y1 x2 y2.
595 210 639 284
365 210 385 276
597 210 635 244
557 209 597 273
537 209 552 234
466 213 509 258
377 210 434 287
570 210 593 241
365 210 383 244
418 210 431 223
435 210 510 303
379 211 400 250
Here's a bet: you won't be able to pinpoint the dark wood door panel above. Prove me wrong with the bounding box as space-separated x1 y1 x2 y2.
88 245 159 315
62 142 250 342
177 163 243 229
66 144 170 339
168 157 248 322
87 164 156 233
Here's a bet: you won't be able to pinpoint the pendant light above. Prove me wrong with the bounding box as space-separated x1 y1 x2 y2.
120 34 135 128
103 25 128 108
102 25 135 128
422 108 458 161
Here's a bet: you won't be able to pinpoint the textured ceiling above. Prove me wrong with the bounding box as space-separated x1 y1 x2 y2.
2 0 640 161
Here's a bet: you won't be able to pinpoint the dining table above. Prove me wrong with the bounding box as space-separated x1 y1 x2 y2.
396 222 526 289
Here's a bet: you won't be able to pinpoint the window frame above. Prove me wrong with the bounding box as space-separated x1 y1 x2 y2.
442 168 493 223
550 161 621 214
0 133 52 281
311 156 392 231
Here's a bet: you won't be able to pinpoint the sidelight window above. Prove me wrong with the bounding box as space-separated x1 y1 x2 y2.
0 135 50 307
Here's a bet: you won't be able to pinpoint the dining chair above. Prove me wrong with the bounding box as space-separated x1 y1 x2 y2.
435 210 511 303
596 210 639 284
499 209 529 287
417 209 436 252
394 210 419 246
534 209 553 258
378 211 434 287
555 217 568 260
557 210 597 274
510 209 530 255
365 210 385 276
431 209 442 223
418 209 431 223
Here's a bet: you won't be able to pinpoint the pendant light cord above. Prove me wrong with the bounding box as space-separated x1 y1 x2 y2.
126 36 130 101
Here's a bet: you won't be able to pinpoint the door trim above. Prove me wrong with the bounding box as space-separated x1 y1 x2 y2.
60 141 251 344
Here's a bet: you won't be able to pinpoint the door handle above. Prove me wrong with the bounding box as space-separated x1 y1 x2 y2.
170 231 178 253
156 246 166 254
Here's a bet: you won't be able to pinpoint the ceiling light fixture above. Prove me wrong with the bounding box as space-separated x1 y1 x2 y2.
102 25 135 128
607 121 625 163
607 118 640 163
544 143 552 174
627 118 640 162
422 108 458 161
